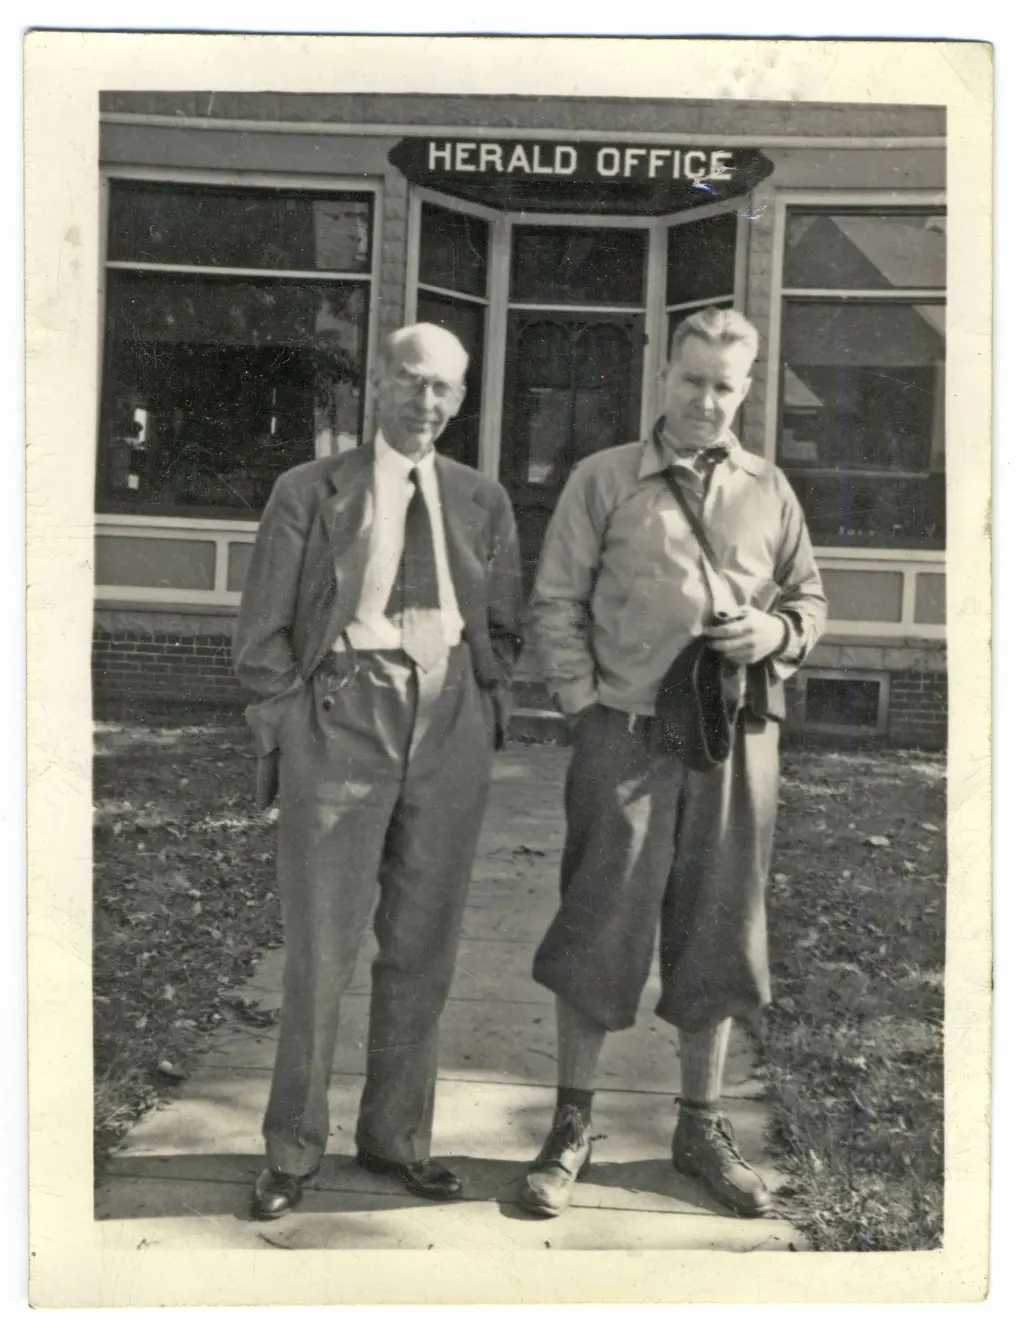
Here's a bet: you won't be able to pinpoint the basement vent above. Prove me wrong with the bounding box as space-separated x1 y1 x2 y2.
794 670 890 736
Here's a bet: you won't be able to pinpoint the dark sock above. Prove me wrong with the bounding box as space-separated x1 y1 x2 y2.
677 1097 717 1114
556 1086 595 1120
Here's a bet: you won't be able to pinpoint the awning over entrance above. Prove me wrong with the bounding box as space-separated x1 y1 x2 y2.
388 137 774 214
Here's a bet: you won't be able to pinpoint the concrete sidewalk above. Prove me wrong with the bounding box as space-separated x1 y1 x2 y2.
95 746 804 1252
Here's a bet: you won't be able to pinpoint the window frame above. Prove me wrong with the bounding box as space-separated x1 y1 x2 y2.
97 167 383 524
765 190 947 559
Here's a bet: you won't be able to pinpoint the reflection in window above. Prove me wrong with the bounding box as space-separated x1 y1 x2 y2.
780 302 944 548
99 180 373 519
99 274 368 514
783 211 945 291
107 181 373 273
419 204 489 298
511 227 647 306
779 207 946 550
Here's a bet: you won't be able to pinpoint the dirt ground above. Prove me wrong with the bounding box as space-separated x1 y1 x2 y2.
93 711 945 1250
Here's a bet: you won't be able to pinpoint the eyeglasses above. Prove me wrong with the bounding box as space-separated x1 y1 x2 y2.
385 368 465 402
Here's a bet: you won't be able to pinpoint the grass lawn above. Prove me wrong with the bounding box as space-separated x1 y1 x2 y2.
754 746 946 1251
93 707 945 1249
92 708 281 1169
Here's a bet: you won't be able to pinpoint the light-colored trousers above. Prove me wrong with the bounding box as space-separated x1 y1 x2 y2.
264 642 494 1176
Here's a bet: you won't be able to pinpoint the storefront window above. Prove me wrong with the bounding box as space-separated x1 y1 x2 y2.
778 208 946 549
98 180 374 518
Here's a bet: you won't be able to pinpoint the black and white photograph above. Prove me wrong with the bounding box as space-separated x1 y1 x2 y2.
24 31 992 1307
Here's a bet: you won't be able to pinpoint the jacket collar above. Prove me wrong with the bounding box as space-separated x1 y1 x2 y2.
637 418 767 480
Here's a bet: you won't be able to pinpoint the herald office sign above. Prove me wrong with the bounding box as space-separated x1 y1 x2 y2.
388 137 772 194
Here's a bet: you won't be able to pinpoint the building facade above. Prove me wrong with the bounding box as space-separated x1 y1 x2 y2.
93 93 947 746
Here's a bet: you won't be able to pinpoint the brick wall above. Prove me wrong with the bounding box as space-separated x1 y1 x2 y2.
93 628 244 705
92 624 949 749
887 670 948 749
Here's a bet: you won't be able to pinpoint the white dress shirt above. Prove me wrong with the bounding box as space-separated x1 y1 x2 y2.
339 433 465 652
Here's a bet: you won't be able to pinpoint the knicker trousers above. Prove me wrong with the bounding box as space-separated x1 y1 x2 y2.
532 704 779 1034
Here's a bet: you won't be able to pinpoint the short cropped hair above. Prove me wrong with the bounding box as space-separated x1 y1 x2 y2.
668 307 759 366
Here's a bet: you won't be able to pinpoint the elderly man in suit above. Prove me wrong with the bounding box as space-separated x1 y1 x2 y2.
234 323 522 1220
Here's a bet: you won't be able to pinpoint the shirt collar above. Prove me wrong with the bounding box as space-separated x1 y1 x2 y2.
637 418 762 479
374 430 437 479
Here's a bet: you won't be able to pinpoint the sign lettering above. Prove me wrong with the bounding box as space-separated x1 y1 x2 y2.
392 138 754 186
388 137 774 212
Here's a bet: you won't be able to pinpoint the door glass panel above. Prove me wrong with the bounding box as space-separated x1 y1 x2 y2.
506 316 640 490
572 324 634 459
524 392 574 485
516 322 572 483
504 311 643 586
666 212 738 307
511 227 646 305
419 202 489 297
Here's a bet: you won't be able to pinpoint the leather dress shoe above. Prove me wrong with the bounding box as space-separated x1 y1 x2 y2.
356 1150 463 1200
251 1167 317 1221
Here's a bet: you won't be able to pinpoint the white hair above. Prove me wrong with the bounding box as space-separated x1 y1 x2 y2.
378 323 469 379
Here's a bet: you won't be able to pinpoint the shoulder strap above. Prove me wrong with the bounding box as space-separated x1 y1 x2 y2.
662 468 721 572
661 467 744 619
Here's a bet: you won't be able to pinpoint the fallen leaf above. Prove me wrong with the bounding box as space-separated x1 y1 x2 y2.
257 1232 294 1250
866 835 890 848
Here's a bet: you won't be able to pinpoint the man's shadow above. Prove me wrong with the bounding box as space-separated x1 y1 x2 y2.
95 1151 734 1224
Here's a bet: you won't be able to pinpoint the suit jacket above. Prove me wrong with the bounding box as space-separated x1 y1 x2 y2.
233 446 523 805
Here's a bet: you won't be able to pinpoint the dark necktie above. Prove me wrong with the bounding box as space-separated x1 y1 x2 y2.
677 445 730 467
384 466 447 670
